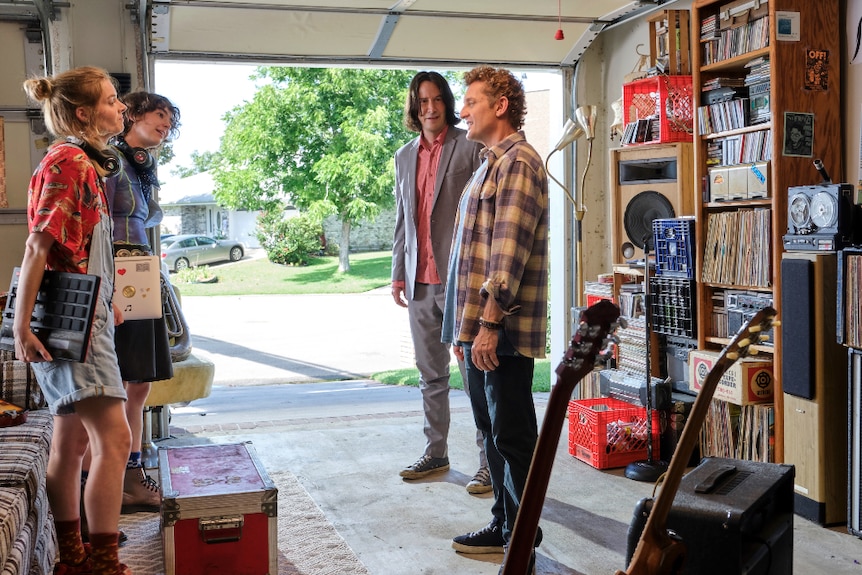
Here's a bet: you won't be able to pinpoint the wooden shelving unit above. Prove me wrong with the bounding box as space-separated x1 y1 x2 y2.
648 9 692 75
691 0 843 463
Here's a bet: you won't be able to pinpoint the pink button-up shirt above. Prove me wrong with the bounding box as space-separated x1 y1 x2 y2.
414 126 448 285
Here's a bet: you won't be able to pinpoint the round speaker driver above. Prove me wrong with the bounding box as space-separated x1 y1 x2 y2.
788 193 811 228
811 191 838 229
623 190 675 251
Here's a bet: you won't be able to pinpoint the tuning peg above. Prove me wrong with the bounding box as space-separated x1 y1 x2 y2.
749 348 759 356
749 325 761 333
727 352 739 360
738 338 750 348
758 335 770 342
772 319 781 327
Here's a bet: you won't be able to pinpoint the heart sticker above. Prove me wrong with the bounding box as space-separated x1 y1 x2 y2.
117 268 126 275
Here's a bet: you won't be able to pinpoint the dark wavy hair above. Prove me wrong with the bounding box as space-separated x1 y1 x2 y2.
403 71 459 133
463 66 527 131
121 91 181 141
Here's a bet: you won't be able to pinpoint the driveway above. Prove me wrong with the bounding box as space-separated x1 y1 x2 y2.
178 289 415 386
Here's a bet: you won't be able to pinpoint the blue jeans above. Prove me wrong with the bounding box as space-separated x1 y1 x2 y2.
463 337 537 542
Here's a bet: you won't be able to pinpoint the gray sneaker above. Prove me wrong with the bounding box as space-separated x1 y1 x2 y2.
466 466 493 494
399 454 450 479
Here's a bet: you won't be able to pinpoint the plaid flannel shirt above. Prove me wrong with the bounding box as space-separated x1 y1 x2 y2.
451 131 549 358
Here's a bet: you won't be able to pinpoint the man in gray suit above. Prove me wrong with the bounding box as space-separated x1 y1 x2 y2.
391 71 489 493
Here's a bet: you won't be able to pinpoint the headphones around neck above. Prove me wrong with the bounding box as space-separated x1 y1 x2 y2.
114 139 155 171
70 139 121 177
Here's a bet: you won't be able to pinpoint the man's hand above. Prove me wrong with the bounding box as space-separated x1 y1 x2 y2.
453 344 464 362
471 327 499 372
391 285 408 308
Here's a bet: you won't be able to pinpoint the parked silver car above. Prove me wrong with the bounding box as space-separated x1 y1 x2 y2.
160 234 245 272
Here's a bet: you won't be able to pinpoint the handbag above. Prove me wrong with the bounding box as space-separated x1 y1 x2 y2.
114 255 162 320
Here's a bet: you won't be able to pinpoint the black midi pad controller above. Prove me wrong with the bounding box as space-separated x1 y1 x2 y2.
1 268 100 362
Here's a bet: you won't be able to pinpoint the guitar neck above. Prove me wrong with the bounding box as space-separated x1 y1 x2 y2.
501 364 580 575
502 299 620 575
620 307 777 575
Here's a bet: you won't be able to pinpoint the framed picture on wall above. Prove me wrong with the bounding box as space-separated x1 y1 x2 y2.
783 111 814 157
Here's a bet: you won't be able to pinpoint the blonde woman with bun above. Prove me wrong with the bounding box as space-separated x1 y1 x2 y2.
16 66 133 575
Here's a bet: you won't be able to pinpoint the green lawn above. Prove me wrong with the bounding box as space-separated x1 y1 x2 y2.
172 250 392 296
372 359 552 393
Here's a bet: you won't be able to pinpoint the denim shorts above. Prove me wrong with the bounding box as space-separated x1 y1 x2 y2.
32 298 127 415
32 215 126 415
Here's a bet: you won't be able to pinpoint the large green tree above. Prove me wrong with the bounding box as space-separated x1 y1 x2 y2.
212 67 416 272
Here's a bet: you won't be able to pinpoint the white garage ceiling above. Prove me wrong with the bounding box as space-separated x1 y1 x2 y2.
149 0 660 69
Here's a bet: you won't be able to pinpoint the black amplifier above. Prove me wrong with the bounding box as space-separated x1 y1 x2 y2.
625 457 795 575
783 183 860 252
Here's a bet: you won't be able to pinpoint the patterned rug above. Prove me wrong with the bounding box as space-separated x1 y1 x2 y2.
120 469 369 575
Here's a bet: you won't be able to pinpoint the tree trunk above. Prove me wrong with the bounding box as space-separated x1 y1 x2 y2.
338 219 351 272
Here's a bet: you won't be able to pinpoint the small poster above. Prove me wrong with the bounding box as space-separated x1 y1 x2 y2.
805 49 829 91
783 112 814 158
776 11 800 41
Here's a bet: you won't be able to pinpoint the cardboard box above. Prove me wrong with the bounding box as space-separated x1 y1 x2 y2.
708 162 769 202
688 349 774 405
159 442 278 575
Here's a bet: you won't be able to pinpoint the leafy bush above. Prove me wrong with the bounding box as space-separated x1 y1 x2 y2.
256 210 323 266
174 265 216 284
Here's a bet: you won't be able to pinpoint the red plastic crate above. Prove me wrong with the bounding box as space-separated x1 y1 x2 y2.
567 397 661 469
622 75 693 145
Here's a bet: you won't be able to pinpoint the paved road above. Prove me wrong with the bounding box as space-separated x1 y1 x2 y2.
178 289 416 386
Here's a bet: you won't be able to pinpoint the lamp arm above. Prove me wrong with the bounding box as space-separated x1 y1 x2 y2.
576 140 593 218
544 149 576 206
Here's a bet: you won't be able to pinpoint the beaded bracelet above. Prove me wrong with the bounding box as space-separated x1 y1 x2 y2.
478 318 503 330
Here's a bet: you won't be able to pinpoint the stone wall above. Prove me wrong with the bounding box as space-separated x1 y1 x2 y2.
322 207 396 252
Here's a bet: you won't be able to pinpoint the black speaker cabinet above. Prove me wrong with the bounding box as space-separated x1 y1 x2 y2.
626 457 794 575
781 252 848 525
610 142 694 264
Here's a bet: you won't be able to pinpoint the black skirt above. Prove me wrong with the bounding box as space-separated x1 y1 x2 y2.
114 316 174 383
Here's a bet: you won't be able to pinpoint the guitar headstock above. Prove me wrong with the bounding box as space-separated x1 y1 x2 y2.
716 305 779 367
556 299 621 380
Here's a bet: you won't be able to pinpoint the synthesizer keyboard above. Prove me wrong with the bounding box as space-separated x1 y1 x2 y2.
1 268 100 362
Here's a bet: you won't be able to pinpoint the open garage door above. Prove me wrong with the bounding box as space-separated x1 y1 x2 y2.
147 0 648 68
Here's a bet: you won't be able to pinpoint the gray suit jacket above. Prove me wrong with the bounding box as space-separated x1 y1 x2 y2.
391 127 483 301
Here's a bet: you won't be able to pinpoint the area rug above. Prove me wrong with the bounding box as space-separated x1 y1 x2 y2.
120 469 370 575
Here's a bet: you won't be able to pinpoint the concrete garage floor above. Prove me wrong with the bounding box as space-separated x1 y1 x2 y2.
160 380 862 575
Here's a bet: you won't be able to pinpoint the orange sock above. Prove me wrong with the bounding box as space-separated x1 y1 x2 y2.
55 518 88 566
88 532 122 575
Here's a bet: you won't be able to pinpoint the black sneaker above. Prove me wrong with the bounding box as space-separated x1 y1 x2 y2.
399 454 450 479
452 517 505 554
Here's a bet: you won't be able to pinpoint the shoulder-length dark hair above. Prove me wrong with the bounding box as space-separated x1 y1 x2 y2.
403 71 459 133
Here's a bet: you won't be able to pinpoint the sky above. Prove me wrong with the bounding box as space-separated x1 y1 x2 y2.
154 61 260 185
153 61 558 185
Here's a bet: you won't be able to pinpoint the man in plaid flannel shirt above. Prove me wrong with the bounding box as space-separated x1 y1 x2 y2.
443 66 548 573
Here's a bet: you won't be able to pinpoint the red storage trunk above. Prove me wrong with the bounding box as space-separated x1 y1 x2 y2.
159 442 278 575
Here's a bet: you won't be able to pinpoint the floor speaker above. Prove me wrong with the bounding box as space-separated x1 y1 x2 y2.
850 348 862 538
625 457 794 575
781 251 848 525
610 142 694 264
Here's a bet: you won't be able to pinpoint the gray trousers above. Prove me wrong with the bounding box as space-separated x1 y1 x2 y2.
409 283 486 467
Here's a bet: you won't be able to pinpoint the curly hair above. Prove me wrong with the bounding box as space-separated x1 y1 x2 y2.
462 66 527 131
121 91 181 141
22 66 117 144
403 71 459 133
